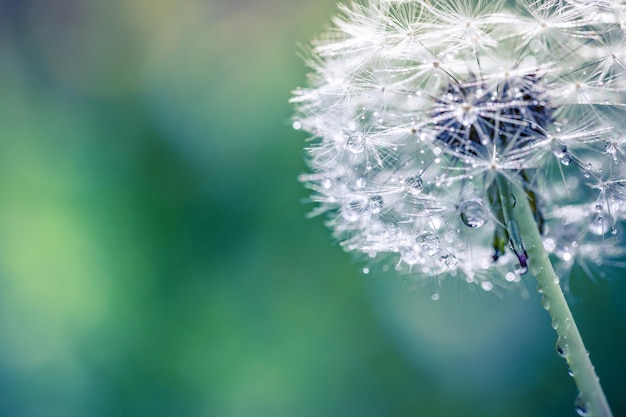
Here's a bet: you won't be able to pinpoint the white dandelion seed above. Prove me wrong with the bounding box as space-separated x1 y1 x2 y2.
292 1 623 416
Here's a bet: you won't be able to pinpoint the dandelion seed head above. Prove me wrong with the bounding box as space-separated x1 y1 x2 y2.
293 0 626 289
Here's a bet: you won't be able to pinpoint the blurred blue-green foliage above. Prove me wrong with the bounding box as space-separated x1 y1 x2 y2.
0 1 624 416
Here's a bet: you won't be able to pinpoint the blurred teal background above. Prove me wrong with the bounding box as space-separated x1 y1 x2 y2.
0 1 624 416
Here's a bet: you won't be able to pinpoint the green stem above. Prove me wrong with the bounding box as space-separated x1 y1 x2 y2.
495 174 613 417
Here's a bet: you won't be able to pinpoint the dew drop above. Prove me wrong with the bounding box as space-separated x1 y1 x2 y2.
431 292 440 301
459 198 488 228
481 281 494 291
611 225 617 235
536 285 544 295
342 198 369 222
568 368 574 377
551 318 559 330
416 233 439 256
556 336 569 358
355 177 367 188
541 294 551 310
560 153 572 166
346 135 365 153
440 254 458 268
362 267 370 274
456 102 478 126
369 195 384 214
575 392 591 416
404 175 424 195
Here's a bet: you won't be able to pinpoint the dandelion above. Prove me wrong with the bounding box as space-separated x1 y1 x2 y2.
292 0 625 415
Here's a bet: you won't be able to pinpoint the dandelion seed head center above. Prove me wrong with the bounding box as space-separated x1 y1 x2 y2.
433 74 554 158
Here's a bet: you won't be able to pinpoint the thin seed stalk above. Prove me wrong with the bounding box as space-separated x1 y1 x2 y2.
495 174 613 417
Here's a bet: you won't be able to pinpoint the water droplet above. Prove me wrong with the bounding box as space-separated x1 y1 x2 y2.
536 285 544 294
431 292 440 301
541 294 551 310
575 393 591 416
346 135 365 153
456 102 478 126
459 198 488 228
362 267 370 274
568 368 574 377
404 175 424 195
551 318 559 330
556 336 569 358
611 225 618 235
595 203 603 213
369 195 384 214
481 281 494 291
440 254 458 268
342 198 370 222
416 233 439 256
560 153 572 166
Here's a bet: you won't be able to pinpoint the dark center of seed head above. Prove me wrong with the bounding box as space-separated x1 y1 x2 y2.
430 73 553 265
433 73 554 157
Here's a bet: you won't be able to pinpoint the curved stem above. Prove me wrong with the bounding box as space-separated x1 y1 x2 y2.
495 174 613 417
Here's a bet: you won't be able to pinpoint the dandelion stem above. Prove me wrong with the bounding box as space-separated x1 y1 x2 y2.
496 174 613 417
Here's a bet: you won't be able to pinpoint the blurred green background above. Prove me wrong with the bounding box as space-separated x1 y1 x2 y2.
0 1 624 416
